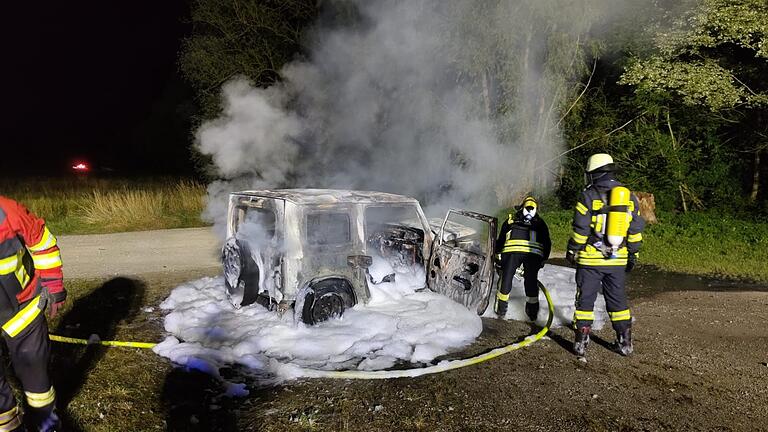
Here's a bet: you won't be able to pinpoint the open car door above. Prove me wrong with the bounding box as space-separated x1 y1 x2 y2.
426 209 497 315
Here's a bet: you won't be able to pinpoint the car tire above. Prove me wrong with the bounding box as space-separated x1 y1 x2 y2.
300 278 356 325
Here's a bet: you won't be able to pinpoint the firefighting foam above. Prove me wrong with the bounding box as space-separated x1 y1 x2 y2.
153 262 610 387
154 257 482 385
484 264 610 329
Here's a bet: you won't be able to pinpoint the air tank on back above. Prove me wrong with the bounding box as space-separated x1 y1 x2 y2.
606 186 631 257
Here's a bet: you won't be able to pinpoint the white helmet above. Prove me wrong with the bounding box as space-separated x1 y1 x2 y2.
586 153 615 173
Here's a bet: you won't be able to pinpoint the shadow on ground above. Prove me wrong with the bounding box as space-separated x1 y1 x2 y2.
51 277 145 432
161 368 243 431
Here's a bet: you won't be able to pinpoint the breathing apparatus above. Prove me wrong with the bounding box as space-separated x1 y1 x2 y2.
585 154 631 258
521 196 537 222
507 196 538 227
604 186 631 257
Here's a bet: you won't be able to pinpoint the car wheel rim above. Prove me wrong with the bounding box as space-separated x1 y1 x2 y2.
312 293 344 323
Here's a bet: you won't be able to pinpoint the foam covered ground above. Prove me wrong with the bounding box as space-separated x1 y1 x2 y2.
482 264 609 330
153 263 609 387
153 260 482 385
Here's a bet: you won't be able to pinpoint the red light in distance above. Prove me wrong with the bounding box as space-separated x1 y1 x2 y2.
72 162 89 172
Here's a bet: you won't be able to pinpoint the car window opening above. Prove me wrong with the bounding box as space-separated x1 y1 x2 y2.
238 206 277 240
307 212 351 245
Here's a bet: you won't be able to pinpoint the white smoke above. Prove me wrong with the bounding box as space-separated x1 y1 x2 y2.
196 0 660 234
197 81 302 180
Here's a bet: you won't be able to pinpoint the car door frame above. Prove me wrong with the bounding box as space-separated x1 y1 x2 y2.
426 208 497 315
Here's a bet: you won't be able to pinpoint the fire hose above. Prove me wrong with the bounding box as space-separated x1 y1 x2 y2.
48 334 156 349
297 281 554 379
48 282 555 380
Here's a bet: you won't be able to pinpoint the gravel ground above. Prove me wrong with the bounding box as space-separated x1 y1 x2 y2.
58 227 220 279
238 288 768 432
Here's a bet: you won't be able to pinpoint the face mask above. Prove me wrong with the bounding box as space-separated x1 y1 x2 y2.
523 206 536 221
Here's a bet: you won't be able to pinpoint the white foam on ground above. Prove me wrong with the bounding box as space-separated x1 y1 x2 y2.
481 264 608 330
154 262 600 387
154 259 482 385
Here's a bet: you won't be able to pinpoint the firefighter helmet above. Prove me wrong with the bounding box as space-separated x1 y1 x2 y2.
585 153 615 173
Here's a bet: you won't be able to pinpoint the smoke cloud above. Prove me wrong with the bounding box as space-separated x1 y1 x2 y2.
197 0 659 235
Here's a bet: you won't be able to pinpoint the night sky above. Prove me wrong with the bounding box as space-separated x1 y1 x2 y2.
0 1 195 176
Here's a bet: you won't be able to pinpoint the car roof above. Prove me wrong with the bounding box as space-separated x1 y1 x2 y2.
232 189 420 205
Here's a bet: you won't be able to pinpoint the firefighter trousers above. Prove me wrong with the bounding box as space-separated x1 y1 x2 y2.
0 314 56 430
499 253 542 301
574 266 631 332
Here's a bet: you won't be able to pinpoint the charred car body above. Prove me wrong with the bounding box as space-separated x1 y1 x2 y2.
222 189 497 324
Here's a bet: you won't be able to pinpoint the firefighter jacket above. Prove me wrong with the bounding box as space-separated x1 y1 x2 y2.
495 211 551 260
0 196 64 336
566 175 645 267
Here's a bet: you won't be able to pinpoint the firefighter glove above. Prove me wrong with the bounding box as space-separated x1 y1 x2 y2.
625 253 637 273
41 278 67 318
566 250 576 265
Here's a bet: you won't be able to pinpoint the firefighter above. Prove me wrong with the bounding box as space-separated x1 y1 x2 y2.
566 153 645 357
494 196 551 321
0 196 65 431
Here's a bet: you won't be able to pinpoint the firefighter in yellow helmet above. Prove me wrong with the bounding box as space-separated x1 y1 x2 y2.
494 196 551 321
566 153 645 357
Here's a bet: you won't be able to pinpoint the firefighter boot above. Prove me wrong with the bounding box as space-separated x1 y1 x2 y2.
525 301 539 321
27 404 60 432
573 326 591 357
494 299 508 318
39 410 61 432
616 328 633 356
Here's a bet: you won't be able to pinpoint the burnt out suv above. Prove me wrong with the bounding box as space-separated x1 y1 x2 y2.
222 189 497 324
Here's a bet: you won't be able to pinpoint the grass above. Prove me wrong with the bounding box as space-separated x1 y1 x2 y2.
47 277 172 431
508 208 768 282
640 211 768 282
0 177 208 234
46 270 224 431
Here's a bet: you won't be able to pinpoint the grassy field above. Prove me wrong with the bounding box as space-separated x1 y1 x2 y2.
0 177 208 234
46 271 224 431
528 208 768 282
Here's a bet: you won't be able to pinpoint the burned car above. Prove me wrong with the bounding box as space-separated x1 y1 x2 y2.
222 189 497 324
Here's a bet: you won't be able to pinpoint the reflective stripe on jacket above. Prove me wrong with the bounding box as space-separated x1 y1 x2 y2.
496 212 551 259
566 178 645 267
0 196 63 327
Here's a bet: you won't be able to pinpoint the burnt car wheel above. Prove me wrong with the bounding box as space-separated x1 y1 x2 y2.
300 278 356 325
222 238 261 307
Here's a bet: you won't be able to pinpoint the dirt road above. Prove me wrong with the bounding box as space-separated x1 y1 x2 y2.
58 227 221 279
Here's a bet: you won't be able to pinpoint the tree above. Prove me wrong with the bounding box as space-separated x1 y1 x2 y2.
443 1 599 203
620 0 768 203
180 0 318 117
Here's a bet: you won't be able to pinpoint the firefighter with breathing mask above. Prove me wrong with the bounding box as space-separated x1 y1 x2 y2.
566 153 645 357
494 196 551 321
0 196 65 431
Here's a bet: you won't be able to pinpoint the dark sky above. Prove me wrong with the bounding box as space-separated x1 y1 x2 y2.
0 1 195 176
